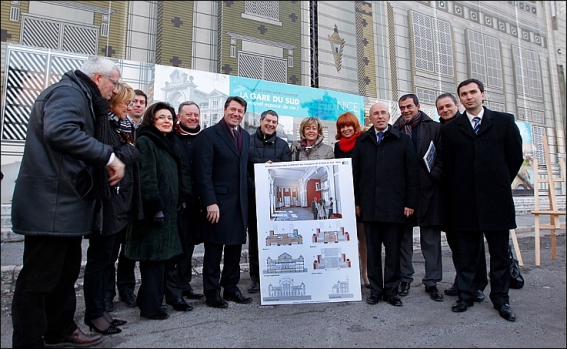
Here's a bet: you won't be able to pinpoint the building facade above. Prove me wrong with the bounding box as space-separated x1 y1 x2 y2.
1 1 565 204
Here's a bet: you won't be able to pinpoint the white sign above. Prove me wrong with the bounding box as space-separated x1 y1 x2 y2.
254 159 362 305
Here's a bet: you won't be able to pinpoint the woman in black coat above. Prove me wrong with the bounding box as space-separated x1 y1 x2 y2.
125 102 192 320
333 111 369 287
83 82 143 334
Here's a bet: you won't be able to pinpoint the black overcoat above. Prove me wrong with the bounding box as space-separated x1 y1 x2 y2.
352 126 419 224
194 121 250 245
11 71 113 237
441 107 523 231
393 111 444 227
124 126 192 261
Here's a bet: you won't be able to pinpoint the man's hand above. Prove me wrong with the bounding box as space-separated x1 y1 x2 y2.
356 205 361 217
106 156 125 186
404 207 414 217
206 204 220 223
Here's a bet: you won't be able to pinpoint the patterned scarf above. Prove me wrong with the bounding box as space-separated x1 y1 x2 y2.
399 112 422 139
108 111 135 145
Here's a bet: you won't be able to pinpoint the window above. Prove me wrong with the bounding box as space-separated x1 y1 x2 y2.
512 45 542 98
410 11 454 76
244 1 279 21
238 53 287 83
466 30 503 88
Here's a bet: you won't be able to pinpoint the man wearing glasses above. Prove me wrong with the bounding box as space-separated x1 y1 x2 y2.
11 57 125 347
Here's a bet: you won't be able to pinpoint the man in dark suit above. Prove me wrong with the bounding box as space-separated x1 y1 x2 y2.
441 79 523 321
194 96 252 308
311 197 318 220
436 93 487 301
393 94 444 302
352 102 419 307
246 109 292 294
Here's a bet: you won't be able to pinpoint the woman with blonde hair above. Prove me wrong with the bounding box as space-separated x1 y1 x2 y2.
333 111 370 288
290 116 334 161
83 81 143 334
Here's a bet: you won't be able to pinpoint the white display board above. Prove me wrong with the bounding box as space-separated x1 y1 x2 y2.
254 159 361 305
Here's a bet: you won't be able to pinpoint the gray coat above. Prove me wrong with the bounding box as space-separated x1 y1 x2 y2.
392 111 444 227
290 136 334 161
11 71 113 237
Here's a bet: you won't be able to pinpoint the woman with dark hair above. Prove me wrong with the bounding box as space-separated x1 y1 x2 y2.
83 81 142 335
333 111 370 288
124 102 192 320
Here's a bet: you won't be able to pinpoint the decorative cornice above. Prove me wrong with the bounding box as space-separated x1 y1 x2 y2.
226 32 296 50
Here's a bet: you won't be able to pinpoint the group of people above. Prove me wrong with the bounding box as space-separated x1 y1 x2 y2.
310 197 334 220
9 54 522 348
349 80 522 325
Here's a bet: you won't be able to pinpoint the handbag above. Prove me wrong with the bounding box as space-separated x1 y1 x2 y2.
508 245 524 289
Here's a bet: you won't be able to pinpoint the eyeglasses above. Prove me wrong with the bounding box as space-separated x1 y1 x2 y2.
104 75 119 87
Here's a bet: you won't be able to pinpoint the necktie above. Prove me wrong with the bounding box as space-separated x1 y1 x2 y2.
472 117 480 134
377 131 384 144
233 128 238 139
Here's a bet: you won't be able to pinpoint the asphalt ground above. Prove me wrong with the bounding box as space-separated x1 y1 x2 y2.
1 215 565 348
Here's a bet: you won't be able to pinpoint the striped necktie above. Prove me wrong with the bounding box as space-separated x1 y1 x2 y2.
472 117 481 134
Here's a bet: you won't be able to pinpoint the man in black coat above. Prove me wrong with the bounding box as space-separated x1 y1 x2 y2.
393 94 444 302
442 79 523 321
194 96 252 308
436 93 487 301
246 110 292 294
11 57 125 347
352 102 419 307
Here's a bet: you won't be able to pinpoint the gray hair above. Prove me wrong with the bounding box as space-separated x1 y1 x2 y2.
79 57 120 79
178 101 200 114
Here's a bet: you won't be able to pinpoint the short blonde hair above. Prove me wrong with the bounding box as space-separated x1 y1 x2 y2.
110 81 135 108
299 116 324 142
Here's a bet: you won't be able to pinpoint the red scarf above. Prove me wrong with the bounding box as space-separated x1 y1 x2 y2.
338 132 361 153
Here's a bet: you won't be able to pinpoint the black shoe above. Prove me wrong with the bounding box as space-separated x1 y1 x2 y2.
425 285 444 302
383 295 403 307
472 290 485 302
223 290 253 304
84 318 122 335
366 293 381 305
144 312 169 320
444 284 458 297
206 295 229 308
496 304 516 322
451 299 474 313
167 298 193 312
247 281 260 294
398 282 410 296
104 298 114 312
111 319 127 327
182 289 204 299
120 293 137 307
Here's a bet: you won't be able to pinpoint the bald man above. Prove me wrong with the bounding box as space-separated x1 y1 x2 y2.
352 102 418 307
